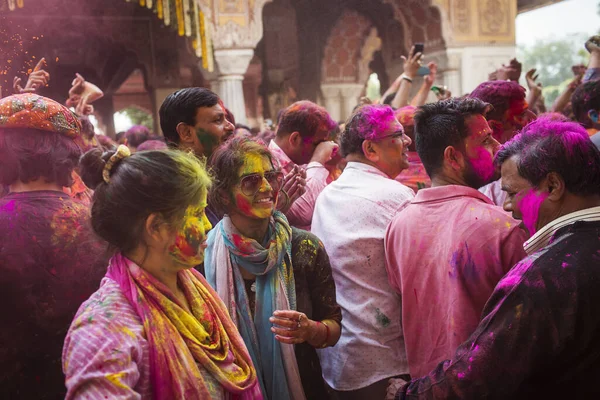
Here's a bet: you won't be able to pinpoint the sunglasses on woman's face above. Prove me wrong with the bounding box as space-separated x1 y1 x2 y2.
239 171 284 197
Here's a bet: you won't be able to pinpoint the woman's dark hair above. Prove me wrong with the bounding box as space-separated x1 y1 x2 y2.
208 136 273 215
159 88 220 146
79 148 212 253
495 118 600 196
414 98 490 178
0 127 81 187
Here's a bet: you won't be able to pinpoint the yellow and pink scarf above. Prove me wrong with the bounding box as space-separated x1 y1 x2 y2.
106 252 261 399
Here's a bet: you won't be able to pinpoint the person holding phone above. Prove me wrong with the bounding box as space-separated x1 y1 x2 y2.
380 45 423 109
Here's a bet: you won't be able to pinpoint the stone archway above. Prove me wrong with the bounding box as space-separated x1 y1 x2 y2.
320 10 382 122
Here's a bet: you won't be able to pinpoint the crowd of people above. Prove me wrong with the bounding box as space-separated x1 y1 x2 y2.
1 33 600 400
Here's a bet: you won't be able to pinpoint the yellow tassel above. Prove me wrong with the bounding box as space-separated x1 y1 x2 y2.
205 15 214 73
183 0 191 37
194 1 202 58
163 0 170 26
16 0 24 8
200 10 208 70
176 0 184 36
157 0 163 19
139 0 145 7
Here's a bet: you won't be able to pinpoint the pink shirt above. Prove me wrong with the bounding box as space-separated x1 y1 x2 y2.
384 185 528 377
268 140 329 231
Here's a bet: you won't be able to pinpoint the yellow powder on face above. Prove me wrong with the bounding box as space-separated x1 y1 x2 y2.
233 153 276 220
169 190 211 267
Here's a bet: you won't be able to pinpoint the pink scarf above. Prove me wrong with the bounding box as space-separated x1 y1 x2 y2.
106 253 262 399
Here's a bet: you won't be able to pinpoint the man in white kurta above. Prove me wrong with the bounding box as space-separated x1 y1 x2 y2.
312 104 414 399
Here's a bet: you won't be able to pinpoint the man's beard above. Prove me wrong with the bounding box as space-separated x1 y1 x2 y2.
463 159 499 189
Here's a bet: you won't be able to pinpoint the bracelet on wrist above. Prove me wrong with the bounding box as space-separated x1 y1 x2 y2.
401 74 413 83
315 320 330 349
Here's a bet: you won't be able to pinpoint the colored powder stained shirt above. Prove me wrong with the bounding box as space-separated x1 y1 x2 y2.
384 185 528 378
268 140 329 231
312 162 414 390
238 228 343 400
0 190 109 400
396 219 600 400
395 151 431 193
479 179 507 207
63 277 224 399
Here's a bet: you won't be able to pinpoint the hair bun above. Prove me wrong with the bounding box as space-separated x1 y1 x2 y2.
79 148 115 189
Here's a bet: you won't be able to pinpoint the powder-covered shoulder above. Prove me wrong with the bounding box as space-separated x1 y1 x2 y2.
70 277 143 329
475 199 522 230
291 227 324 251
63 278 150 399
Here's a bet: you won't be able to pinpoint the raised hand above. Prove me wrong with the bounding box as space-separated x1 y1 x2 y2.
310 140 339 166
277 165 307 213
401 46 422 79
424 62 437 86
67 73 103 115
13 58 49 94
525 68 542 96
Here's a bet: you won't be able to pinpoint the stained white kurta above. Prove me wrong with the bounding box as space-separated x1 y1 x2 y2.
312 162 414 391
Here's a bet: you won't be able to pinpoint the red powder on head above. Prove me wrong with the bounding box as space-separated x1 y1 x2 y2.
519 189 549 235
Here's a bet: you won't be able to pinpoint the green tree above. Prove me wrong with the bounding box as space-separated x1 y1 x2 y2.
518 34 589 106
120 106 153 132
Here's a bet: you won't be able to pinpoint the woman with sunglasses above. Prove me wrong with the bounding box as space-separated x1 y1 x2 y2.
204 136 342 400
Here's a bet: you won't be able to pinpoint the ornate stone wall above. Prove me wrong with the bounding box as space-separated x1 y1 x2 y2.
322 10 373 84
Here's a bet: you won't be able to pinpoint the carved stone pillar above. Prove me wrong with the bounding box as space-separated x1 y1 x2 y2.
320 84 343 123
204 0 273 125
340 83 365 122
214 49 254 125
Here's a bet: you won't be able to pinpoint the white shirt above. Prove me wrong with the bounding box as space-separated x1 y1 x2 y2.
479 179 507 207
312 162 414 390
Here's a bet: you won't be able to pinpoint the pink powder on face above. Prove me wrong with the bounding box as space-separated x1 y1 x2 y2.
518 189 549 235
468 147 496 183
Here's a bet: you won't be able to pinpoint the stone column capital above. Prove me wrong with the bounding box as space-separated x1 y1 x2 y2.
210 0 273 50
214 48 255 76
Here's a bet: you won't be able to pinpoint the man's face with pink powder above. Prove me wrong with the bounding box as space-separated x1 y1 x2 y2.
500 155 548 236
461 114 501 188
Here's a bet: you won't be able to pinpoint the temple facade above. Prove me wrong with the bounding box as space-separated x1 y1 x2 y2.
0 0 563 135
